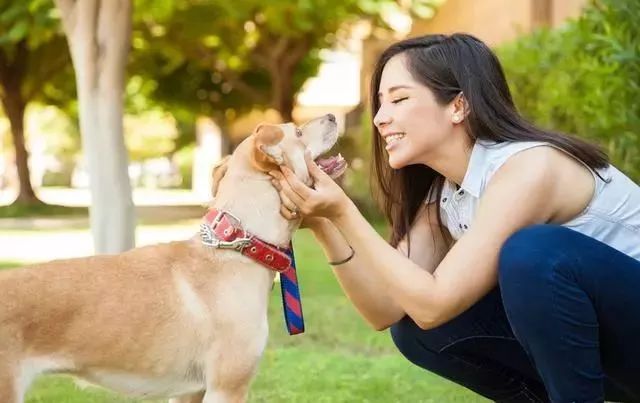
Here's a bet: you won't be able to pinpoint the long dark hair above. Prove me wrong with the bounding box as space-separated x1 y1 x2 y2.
370 33 609 249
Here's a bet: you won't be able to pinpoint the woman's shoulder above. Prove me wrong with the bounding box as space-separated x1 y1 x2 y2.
469 139 554 191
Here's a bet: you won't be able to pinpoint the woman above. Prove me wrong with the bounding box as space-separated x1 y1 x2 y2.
269 34 640 402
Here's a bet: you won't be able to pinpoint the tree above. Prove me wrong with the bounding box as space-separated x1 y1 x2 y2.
498 0 640 181
132 0 403 131
55 0 135 253
0 0 71 204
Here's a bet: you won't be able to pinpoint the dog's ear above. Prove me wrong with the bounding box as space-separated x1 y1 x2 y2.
252 123 284 169
211 155 231 197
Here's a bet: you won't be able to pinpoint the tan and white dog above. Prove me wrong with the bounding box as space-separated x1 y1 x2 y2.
0 114 346 403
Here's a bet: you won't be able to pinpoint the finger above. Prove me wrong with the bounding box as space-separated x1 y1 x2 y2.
305 150 327 180
279 174 307 207
271 179 282 191
269 170 284 180
281 166 314 200
271 170 305 205
278 189 298 212
280 204 299 221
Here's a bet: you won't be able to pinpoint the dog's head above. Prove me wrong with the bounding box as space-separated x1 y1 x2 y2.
211 114 347 196
253 113 347 184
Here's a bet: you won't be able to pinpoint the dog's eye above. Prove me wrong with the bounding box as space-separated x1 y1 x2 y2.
295 128 302 137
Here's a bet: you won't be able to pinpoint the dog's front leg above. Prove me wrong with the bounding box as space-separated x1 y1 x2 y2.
200 353 257 403
0 372 20 403
202 387 250 403
169 391 205 403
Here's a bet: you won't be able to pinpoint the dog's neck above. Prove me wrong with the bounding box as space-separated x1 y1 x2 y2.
210 147 299 247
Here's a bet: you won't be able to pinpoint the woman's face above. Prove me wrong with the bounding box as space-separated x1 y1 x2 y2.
374 54 455 169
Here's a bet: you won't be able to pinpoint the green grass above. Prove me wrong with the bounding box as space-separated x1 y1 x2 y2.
0 261 21 270
0 202 88 219
2 228 486 402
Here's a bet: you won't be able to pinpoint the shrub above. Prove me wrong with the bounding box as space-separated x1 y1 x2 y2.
497 0 639 180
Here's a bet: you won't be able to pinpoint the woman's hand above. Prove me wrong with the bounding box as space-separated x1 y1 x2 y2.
269 151 352 223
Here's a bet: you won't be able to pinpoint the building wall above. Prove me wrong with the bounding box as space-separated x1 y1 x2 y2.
552 0 588 26
409 0 587 46
350 0 588 134
410 0 533 46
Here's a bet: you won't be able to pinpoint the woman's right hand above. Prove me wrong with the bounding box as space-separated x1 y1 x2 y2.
270 177 328 230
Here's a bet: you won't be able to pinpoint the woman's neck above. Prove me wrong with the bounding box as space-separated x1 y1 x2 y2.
420 132 474 186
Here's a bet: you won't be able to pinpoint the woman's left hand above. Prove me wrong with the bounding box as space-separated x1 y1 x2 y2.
269 151 352 221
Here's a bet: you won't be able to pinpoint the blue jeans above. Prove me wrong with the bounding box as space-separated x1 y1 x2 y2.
390 225 640 402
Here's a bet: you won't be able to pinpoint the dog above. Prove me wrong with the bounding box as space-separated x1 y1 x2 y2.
0 114 346 403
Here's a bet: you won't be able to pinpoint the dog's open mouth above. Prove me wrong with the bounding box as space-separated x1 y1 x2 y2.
315 154 348 179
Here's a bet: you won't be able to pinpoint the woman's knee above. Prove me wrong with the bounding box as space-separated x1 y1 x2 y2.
390 316 447 365
498 225 581 323
498 225 573 289
391 315 424 358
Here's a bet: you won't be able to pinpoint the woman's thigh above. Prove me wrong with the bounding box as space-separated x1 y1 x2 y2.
498 224 640 401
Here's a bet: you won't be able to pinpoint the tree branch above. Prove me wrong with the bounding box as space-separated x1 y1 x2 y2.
25 55 69 101
0 48 8 85
219 70 263 101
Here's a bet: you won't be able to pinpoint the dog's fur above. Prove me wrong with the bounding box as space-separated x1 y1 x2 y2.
0 115 339 403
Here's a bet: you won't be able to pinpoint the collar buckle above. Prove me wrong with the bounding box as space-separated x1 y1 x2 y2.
200 223 252 251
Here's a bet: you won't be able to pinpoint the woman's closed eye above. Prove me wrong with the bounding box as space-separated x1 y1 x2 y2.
391 97 408 104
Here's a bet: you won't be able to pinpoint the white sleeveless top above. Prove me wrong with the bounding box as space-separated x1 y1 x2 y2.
430 139 640 261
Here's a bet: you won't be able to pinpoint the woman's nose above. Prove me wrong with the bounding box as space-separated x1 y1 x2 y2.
373 107 391 129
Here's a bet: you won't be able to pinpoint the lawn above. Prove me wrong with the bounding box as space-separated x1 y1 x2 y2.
2 227 487 402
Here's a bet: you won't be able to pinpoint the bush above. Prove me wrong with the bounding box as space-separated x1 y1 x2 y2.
497 0 640 181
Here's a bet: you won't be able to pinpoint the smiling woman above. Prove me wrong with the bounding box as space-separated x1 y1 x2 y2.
270 33 640 403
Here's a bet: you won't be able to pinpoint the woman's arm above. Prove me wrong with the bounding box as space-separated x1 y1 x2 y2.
273 148 562 330
308 202 450 330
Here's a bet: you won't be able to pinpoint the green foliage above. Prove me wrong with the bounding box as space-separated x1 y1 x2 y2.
0 0 73 107
129 0 404 152
0 0 59 47
497 0 640 180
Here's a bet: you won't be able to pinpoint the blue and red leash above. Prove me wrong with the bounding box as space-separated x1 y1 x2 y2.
280 243 304 335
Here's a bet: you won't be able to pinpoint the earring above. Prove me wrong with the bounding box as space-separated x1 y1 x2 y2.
453 115 461 123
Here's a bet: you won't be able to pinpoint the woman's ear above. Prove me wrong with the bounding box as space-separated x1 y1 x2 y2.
451 92 469 124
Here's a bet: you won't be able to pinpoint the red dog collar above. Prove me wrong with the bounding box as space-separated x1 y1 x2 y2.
200 208 293 273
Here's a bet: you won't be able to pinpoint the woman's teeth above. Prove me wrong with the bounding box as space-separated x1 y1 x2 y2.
385 133 405 145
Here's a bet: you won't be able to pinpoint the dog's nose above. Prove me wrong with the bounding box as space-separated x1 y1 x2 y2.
326 113 336 122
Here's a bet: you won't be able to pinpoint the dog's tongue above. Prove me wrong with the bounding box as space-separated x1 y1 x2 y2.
315 154 347 179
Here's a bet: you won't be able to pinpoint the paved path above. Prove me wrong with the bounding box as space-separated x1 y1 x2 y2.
0 188 209 263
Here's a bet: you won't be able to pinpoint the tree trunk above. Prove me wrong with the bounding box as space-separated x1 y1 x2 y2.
1 92 40 205
258 36 312 123
271 69 295 122
0 43 41 205
55 0 135 253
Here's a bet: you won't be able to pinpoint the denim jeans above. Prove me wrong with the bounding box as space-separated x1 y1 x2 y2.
390 225 640 402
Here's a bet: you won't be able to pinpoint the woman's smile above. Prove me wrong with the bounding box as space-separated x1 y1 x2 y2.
383 132 406 151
